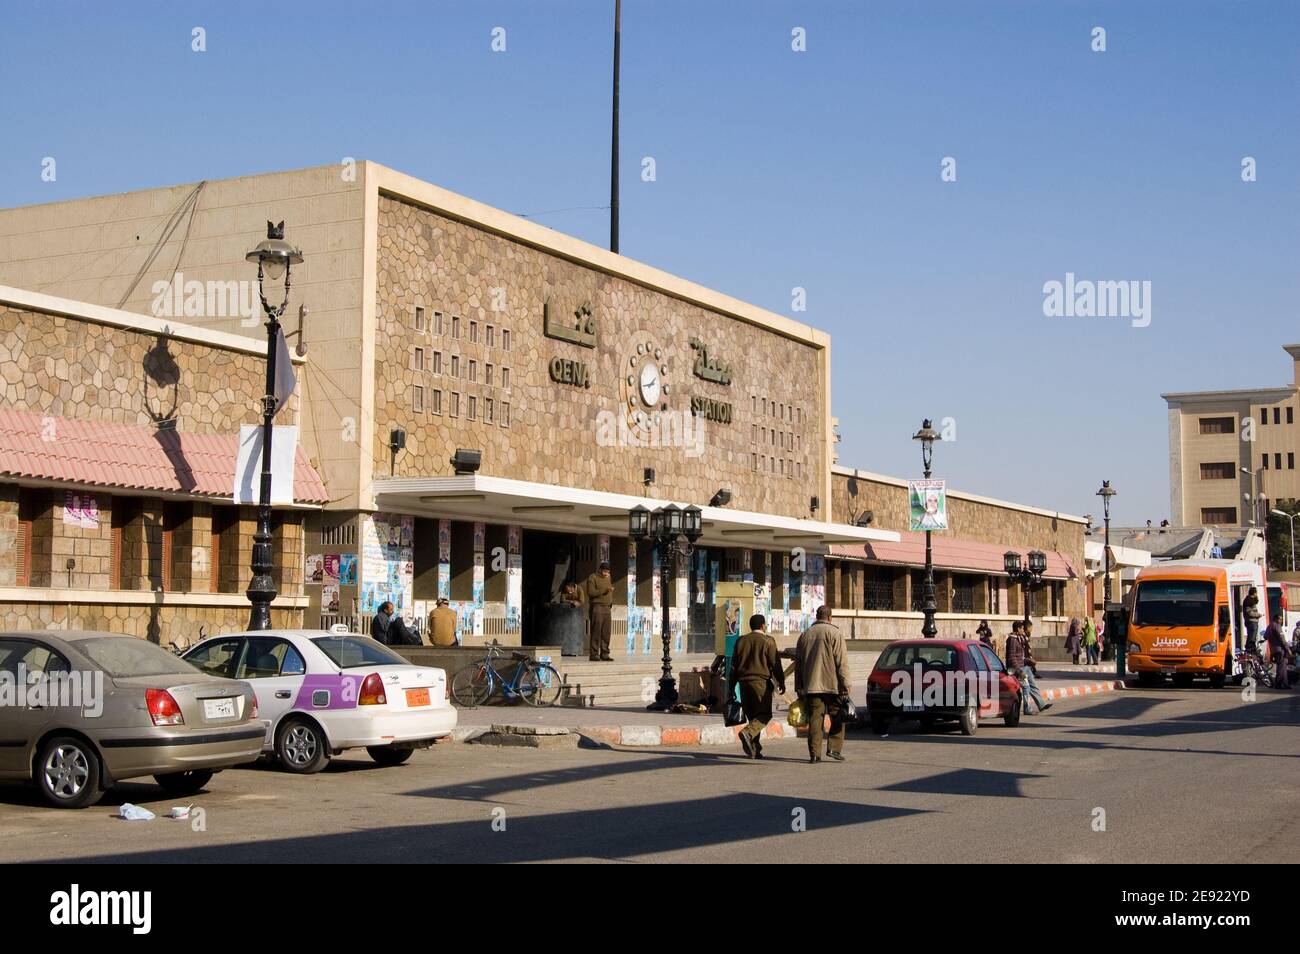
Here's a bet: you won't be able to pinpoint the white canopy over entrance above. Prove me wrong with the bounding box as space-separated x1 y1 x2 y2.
371 474 900 550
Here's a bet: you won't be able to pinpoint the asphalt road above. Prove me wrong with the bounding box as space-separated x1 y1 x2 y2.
2 685 1297 864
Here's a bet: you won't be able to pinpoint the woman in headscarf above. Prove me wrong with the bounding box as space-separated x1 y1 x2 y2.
1066 616 1082 664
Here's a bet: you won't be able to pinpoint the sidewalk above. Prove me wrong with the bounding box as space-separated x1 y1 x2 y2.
448 672 1124 748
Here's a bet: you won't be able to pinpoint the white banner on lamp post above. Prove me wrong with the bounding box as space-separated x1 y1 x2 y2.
233 425 299 505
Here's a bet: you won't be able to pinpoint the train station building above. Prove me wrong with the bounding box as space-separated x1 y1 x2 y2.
0 162 1086 652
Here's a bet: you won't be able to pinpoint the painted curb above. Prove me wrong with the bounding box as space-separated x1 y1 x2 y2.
1041 680 1125 702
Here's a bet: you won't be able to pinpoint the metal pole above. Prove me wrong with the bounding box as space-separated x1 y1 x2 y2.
650 537 678 709
610 0 621 254
246 300 279 631
1102 499 1112 608
920 444 937 638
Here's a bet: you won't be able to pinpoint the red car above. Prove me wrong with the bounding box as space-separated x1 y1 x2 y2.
865 638 1023 736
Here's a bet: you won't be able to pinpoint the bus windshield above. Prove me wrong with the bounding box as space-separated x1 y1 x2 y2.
1132 580 1216 627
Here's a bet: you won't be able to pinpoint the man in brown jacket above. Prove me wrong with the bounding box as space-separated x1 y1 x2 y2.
583 562 614 661
726 614 786 760
428 597 457 647
795 605 851 763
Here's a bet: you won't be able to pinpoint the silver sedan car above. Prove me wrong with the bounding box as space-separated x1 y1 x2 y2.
0 631 263 808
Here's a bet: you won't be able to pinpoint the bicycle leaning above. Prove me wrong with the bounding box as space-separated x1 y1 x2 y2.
450 642 563 707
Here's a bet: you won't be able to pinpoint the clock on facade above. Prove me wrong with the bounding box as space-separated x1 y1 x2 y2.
621 337 672 440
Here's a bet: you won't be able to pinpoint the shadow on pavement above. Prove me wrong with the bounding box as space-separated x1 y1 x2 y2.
875 767 1048 799
47 793 931 864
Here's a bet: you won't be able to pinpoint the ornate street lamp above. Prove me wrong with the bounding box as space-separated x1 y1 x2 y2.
913 419 941 637
244 222 303 630
1096 480 1117 609
628 502 703 711
1004 549 1047 626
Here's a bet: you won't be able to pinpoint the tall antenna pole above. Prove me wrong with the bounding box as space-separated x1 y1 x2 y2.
610 0 621 253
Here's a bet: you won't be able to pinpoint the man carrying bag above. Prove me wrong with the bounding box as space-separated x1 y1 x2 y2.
726 614 786 760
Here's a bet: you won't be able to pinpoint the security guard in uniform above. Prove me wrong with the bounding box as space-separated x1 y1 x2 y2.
583 562 614 661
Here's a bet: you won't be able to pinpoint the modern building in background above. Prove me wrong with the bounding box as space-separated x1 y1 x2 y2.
0 162 1088 650
1164 344 1300 529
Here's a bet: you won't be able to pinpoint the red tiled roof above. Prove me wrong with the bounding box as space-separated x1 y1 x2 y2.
0 408 328 504
830 531 1078 580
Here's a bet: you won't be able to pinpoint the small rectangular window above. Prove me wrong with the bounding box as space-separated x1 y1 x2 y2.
501 401 510 427
485 398 494 424
412 385 424 413
1264 455 1270 469
452 316 461 339
485 363 494 386
502 329 511 352
1276 453 1283 470
413 347 425 372
434 311 444 335
414 306 426 333
431 389 442 415
450 392 460 418
469 359 477 383
502 367 511 389
1290 453 1296 470
1275 407 1282 425
470 320 479 343
1199 417 1234 435
1289 406 1295 424
486 325 495 348
1201 507 1237 525
432 351 442 374
468 395 477 420
1199 462 1235 480
451 354 460 377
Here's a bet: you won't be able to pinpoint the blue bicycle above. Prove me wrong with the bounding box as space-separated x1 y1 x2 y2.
451 642 563 707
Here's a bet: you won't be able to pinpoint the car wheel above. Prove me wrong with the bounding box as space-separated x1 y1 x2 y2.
153 769 214 796
36 735 103 809
1004 694 1022 727
869 715 890 735
366 745 414 766
276 718 330 774
959 703 978 736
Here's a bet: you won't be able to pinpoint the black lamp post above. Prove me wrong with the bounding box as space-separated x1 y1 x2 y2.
1003 549 1047 625
244 222 303 631
1096 480 1116 609
629 502 702 710
913 419 941 638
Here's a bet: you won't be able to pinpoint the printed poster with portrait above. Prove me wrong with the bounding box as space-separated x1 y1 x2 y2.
908 479 948 532
305 554 324 585
62 492 100 530
323 554 341 584
359 512 415 613
338 553 357 585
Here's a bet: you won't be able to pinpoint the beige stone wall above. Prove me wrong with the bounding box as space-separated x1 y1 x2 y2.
0 304 296 431
831 471 1086 618
0 601 303 644
0 164 365 507
373 195 825 518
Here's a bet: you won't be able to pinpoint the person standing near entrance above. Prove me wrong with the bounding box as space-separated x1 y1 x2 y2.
429 597 457 647
1244 587 1263 650
795 605 851 764
1265 611 1293 689
726 614 786 760
584 562 614 661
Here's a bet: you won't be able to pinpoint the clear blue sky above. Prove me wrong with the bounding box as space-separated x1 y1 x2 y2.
2 0 1296 526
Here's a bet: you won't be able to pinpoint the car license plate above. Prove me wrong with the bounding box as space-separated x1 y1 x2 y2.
405 687 431 707
203 697 237 720
902 704 925 713
1161 667 1176 676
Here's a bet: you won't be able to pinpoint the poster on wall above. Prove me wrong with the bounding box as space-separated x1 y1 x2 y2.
360 512 415 613
62 492 100 530
908 479 948 532
322 584 340 614
506 525 523 634
305 554 324 584
437 519 451 601
339 553 357 585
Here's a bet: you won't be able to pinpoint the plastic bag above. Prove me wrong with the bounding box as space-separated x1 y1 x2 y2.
118 803 155 821
787 697 808 728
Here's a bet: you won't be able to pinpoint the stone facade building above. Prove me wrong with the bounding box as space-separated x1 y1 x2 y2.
0 162 1087 650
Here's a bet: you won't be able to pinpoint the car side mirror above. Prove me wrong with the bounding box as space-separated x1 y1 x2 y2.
1218 606 1231 640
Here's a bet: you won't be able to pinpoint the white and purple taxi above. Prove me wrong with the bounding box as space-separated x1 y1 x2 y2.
182 628 456 773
